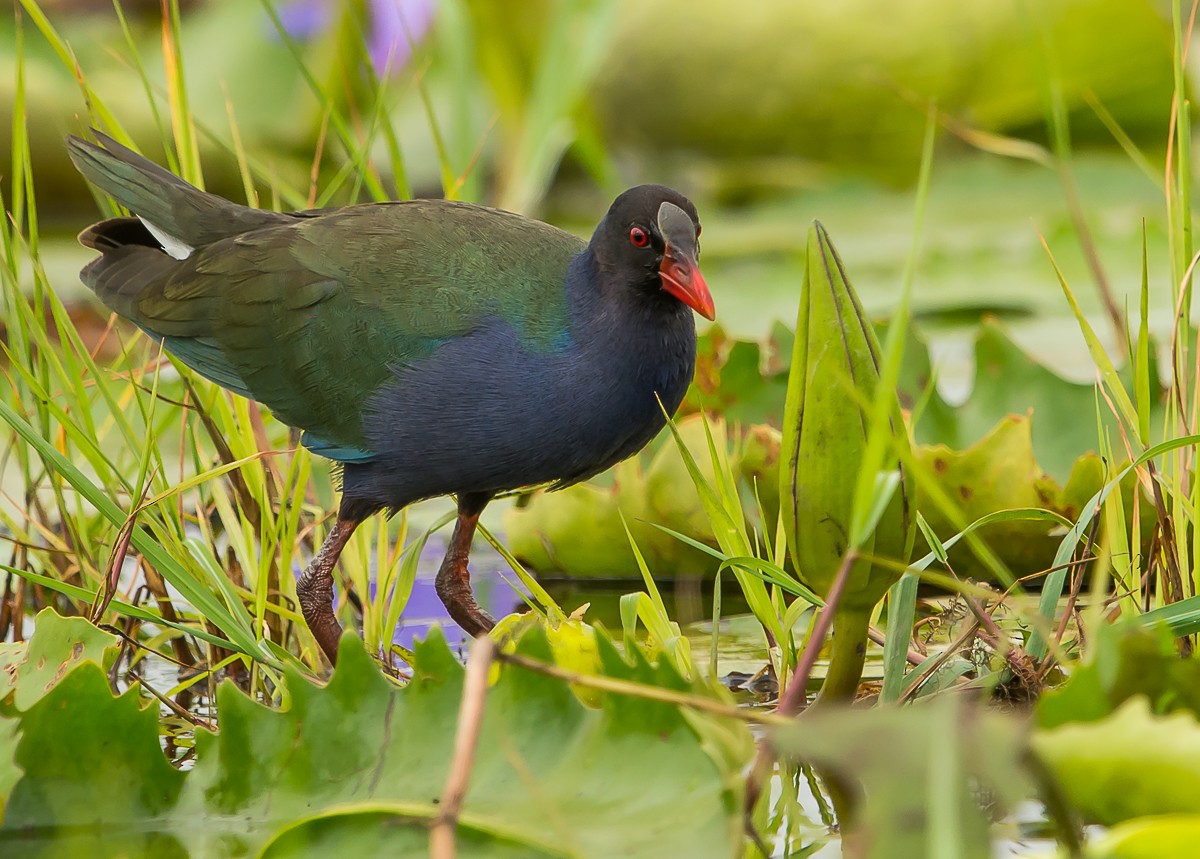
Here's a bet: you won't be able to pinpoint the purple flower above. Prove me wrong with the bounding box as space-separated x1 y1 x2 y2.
367 0 438 76
274 0 437 77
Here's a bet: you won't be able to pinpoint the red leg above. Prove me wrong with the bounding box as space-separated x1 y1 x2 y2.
297 517 361 664
435 493 496 636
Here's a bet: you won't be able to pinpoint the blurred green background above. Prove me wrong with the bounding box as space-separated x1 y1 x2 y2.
0 0 1184 507
5 0 1179 379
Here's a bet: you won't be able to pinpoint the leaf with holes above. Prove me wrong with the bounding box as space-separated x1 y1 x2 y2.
0 608 118 711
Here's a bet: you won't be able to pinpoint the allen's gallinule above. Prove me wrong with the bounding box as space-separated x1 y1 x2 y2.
68 132 714 663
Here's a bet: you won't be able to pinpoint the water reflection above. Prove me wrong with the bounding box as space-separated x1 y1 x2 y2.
390 535 757 653
389 538 530 653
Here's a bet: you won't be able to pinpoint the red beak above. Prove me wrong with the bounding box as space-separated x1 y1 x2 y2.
660 245 716 321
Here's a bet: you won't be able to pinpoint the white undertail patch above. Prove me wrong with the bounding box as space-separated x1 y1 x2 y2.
139 217 193 260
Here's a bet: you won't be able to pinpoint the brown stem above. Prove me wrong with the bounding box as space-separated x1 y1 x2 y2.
141 561 197 668
431 635 495 859
743 552 859 824
866 625 925 667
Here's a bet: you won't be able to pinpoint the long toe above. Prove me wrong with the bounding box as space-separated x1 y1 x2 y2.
444 594 497 638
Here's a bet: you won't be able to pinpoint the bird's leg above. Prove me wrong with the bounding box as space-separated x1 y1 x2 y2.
435 492 496 637
297 517 361 665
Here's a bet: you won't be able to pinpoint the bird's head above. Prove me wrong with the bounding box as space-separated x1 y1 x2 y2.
590 184 715 321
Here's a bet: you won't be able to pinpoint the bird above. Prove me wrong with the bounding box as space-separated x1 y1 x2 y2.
66 132 714 664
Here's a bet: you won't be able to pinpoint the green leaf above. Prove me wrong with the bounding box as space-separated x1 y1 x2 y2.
912 319 1162 485
0 715 20 811
880 572 920 704
0 628 748 858
503 450 716 579
914 414 1106 578
1088 814 1200 859
682 324 790 426
780 223 911 613
0 608 118 711
772 698 1028 859
1140 595 1200 638
1 665 187 858
0 610 121 818
1033 697 1200 825
1036 620 1200 729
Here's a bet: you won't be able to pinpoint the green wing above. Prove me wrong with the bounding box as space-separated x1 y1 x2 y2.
86 201 586 458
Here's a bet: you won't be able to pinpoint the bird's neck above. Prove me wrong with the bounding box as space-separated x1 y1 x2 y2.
566 248 696 414
568 249 691 329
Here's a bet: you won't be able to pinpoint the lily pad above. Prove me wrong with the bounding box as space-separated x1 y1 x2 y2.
2 666 187 859
0 617 749 858
914 414 1105 578
1086 814 1200 859
504 414 738 577
682 323 791 427
919 318 1164 485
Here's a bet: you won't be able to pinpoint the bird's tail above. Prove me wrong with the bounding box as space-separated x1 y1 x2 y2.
66 131 288 251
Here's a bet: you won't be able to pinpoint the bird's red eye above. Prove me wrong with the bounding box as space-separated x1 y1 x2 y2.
629 227 649 248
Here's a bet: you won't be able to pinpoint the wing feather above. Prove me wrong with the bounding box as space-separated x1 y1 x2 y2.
84 201 585 458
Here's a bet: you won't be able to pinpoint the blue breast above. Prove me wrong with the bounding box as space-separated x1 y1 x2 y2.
339 253 696 510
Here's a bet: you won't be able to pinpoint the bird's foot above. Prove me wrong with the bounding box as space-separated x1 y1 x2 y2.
436 492 496 638
297 517 361 665
298 564 343 665
436 569 497 637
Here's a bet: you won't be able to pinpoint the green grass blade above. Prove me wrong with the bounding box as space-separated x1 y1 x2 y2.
880 572 919 703
1029 433 1200 659
1041 240 1139 433
0 397 268 659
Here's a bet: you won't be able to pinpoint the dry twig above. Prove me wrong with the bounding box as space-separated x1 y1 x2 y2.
430 635 496 859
